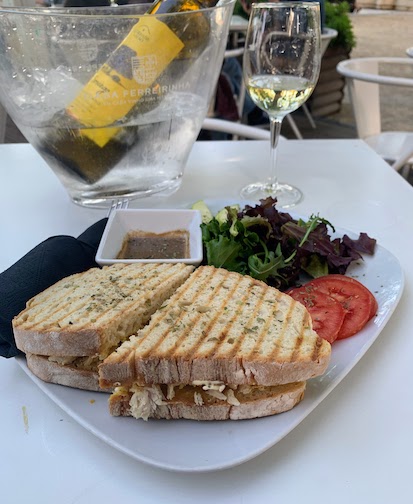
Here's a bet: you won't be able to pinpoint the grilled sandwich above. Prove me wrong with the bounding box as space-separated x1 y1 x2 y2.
13 262 194 391
99 266 331 420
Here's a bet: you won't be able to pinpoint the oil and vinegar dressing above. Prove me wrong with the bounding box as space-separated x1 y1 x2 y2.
117 230 190 260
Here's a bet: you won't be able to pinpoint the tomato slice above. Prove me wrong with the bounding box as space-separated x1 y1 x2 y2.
304 275 376 339
286 287 346 344
315 274 378 321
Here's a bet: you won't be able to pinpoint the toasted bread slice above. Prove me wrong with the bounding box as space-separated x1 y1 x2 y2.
13 263 194 358
26 353 107 392
109 381 306 421
100 266 331 388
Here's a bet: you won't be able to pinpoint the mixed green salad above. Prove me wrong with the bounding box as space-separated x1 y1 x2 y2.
193 197 376 291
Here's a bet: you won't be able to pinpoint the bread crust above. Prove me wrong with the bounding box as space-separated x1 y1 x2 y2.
109 382 306 420
26 353 110 393
15 328 101 359
101 352 329 389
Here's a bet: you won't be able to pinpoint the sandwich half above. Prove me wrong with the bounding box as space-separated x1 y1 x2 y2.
13 262 194 391
99 266 331 420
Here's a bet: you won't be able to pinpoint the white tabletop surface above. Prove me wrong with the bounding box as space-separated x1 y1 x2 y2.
1 139 412 503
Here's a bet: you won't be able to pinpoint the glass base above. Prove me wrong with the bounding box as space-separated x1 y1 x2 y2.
70 178 183 208
240 181 303 208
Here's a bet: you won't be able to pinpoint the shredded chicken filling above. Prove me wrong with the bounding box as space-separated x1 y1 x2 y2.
113 382 252 420
47 342 121 371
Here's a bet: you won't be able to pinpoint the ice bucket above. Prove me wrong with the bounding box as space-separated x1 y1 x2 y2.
0 1 235 207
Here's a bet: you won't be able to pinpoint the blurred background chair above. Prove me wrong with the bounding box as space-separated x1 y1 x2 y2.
0 104 7 143
210 39 302 138
202 117 271 140
337 56 413 178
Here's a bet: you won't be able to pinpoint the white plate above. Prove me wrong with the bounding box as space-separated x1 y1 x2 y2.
15 204 404 473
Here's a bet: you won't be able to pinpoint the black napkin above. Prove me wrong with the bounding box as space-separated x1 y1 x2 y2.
0 218 108 358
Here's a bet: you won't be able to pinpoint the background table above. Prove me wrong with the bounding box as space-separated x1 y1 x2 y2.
1 140 412 503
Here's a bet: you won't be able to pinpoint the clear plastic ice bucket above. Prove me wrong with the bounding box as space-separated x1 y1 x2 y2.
0 2 235 206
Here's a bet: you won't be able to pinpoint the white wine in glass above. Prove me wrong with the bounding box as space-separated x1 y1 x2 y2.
242 2 321 207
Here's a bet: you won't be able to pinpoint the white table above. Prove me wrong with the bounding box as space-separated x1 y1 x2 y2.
1 140 412 503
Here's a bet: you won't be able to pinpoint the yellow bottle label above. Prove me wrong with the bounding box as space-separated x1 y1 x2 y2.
67 17 185 147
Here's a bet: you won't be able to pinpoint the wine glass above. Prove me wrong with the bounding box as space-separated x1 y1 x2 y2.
242 2 321 207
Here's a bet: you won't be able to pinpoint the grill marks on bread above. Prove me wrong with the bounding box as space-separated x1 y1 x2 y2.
133 265 220 357
138 266 254 359
126 267 314 362
13 263 194 357
101 266 330 387
18 263 178 332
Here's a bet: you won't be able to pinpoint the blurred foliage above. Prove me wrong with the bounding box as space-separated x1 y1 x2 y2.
325 1 356 52
233 0 261 19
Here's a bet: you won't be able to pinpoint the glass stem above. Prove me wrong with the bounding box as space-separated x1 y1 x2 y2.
269 117 283 187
